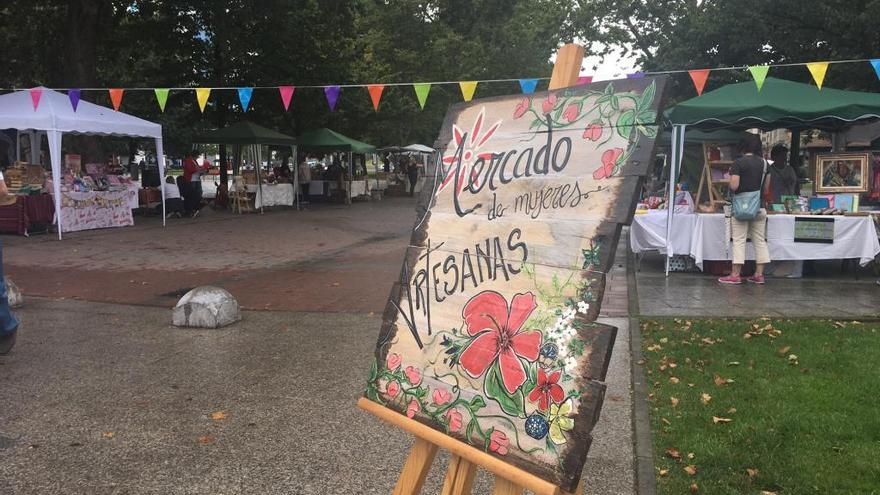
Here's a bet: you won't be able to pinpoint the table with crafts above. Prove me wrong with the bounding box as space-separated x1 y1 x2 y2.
57 184 140 232
231 183 295 208
0 194 56 236
631 210 880 269
307 180 368 198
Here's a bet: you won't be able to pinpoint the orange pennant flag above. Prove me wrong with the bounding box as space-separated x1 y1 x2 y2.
109 88 124 111
688 69 710 96
367 85 384 111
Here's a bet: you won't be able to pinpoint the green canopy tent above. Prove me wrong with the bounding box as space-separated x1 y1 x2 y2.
192 122 298 213
662 78 880 274
296 128 376 203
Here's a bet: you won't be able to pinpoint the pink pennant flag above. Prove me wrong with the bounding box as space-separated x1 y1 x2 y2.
29 88 43 110
576 76 593 85
279 86 295 111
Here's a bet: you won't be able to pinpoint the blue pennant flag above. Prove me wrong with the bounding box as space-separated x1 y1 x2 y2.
238 87 254 112
871 59 880 81
518 79 538 94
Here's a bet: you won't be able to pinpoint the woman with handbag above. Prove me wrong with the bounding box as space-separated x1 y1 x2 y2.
719 134 772 285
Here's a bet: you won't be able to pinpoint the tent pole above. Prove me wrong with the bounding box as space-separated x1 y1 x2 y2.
47 130 63 240
348 151 353 205
156 137 167 226
665 124 686 276
256 144 264 214
291 145 299 210
789 130 801 195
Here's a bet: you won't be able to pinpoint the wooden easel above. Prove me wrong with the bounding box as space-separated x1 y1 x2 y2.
695 142 734 210
359 44 587 495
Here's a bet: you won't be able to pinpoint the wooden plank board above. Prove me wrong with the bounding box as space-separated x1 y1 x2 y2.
365 76 668 492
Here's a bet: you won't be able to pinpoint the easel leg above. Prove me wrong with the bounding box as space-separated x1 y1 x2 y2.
440 455 477 495
393 438 439 495
492 477 523 495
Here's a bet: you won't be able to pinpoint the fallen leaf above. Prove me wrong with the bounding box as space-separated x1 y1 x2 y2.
102 432 115 439
198 435 214 445
788 354 799 363
669 362 678 368
665 447 682 460
670 396 680 407
684 464 698 476
728 361 740 366
690 483 699 493
658 469 669 477
727 407 737 414
647 344 663 352
211 411 227 421
712 416 733 424
778 346 791 354
701 337 716 345
713 375 730 386
746 468 759 477
833 321 846 328
700 393 712 404
659 337 668 343
661 418 672 426
760 491 777 495
331 282 340 287
669 377 680 384
687 452 695 459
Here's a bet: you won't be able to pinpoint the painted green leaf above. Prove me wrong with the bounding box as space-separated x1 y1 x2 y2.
638 81 656 110
639 125 658 138
368 358 378 382
610 95 620 111
604 82 615 95
470 395 487 411
484 363 526 418
618 109 636 140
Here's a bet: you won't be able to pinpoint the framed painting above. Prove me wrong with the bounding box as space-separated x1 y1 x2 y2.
814 153 869 193
364 76 668 492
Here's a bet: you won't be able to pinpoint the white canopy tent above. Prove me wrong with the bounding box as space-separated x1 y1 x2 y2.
0 87 166 239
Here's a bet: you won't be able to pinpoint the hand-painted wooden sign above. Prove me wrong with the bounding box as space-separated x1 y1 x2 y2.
365 77 667 491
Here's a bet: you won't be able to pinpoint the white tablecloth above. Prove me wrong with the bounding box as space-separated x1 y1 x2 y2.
58 189 135 232
307 180 368 197
232 183 294 208
632 212 880 269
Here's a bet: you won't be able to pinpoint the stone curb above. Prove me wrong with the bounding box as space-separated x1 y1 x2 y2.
625 230 656 495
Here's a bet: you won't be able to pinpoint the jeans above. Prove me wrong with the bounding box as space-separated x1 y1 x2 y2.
0 240 20 335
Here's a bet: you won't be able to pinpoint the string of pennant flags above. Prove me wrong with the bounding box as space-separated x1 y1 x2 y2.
19 57 880 113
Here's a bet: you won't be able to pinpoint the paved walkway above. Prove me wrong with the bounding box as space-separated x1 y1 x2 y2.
0 199 639 494
635 252 879 318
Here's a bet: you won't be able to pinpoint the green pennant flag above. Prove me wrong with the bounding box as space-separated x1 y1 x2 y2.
154 88 170 112
413 83 431 110
748 66 769 91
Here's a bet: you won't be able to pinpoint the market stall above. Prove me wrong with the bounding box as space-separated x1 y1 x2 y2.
0 88 166 238
656 77 880 274
296 128 375 203
192 121 298 213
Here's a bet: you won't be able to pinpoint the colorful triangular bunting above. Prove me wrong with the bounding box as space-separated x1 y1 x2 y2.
196 88 211 112
238 87 253 112
367 85 384 111
279 86 295 110
870 59 880 81
576 76 593 85
413 83 431 110
29 88 42 110
459 81 478 102
324 86 340 111
688 69 710 96
518 79 538 94
109 88 124 111
154 89 169 112
748 65 770 91
627 72 645 79
68 89 81 112
807 62 829 90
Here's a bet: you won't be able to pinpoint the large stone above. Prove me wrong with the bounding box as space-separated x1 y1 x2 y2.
5 276 23 308
172 286 241 329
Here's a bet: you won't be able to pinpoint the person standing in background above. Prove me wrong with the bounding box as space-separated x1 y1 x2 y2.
298 156 312 204
183 152 209 218
0 169 20 355
766 144 797 204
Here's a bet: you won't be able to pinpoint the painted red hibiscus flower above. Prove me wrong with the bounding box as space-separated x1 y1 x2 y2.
432 388 452 405
445 408 463 432
489 430 509 455
562 104 579 123
459 291 541 394
582 123 602 141
592 147 625 180
438 107 501 194
541 93 558 114
513 98 530 119
406 398 420 419
527 368 564 411
404 366 422 385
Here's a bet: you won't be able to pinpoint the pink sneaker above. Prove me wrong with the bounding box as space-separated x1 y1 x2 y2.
747 275 765 284
718 275 742 284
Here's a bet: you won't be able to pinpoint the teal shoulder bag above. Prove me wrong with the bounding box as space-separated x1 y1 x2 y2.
731 159 767 221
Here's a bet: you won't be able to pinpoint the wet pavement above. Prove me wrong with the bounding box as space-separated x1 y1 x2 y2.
634 252 879 318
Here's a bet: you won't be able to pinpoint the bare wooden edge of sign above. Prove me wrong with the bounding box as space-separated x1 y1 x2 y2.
358 397 584 495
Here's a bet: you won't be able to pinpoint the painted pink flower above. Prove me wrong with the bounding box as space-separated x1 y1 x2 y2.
513 98 529 119
404 366 422 386
386 353 402 370
583 124 602 141
446 409 463 432
527 368 564 411
406 398 420 419
459 291 542 394
562 104 579 123
489 430 509 455
541 93 557 114
432 388 452 405
592 147 625 180
385 380 401 398
438 108 500 194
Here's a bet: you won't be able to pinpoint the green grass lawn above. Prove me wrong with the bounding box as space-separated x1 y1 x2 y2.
641 318 880 495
